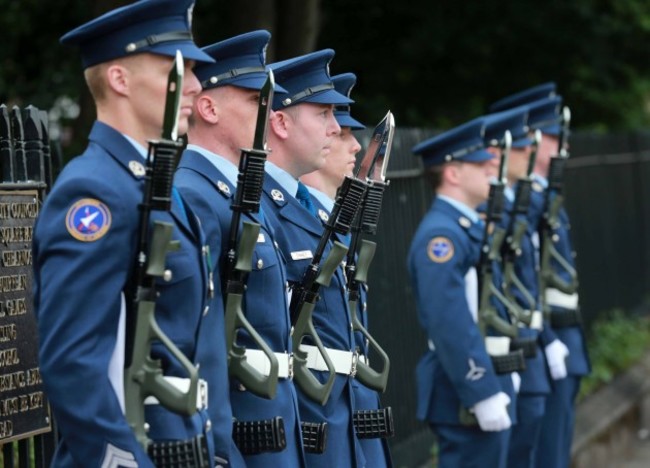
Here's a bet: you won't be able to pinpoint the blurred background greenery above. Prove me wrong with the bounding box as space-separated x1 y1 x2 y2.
2 0 650 157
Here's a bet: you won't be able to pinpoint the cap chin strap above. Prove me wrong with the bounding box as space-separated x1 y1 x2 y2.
201 66 266 89
124 30 192 53
281 83 334 107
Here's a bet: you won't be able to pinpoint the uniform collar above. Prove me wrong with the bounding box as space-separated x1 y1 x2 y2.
186 144 238 186
265 161 299 199
436 194 480 223
308 186 334 213
122 134 148 159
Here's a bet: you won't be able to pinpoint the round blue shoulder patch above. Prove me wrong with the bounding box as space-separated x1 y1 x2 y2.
427 236 454 263
65 198 112 242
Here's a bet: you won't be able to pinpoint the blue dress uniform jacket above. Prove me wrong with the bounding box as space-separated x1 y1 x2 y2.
408 197 514 424
498 194 552 467
175 149 305 468
262 173 364 468
529 178 590 468
33 122 216 467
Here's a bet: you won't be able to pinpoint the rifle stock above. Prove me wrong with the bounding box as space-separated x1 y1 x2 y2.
538 106 579 315
124 52 199 450
348 240 390 392
225 221 279 398
292 242 348 405
222 72 278 398
477 131 518 338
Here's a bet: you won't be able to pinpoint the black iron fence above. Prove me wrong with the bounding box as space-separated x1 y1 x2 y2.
363 128 650 466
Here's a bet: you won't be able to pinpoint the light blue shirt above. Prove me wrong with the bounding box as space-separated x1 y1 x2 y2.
504 185 515 202
186 144 238 186
266 162 299 199
123 134 147 159
437 194 480 223
308 186 334 213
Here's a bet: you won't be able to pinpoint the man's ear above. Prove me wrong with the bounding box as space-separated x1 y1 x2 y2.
195 94 219 124
105 64 130 97
269 110 291 140
444 162 462 186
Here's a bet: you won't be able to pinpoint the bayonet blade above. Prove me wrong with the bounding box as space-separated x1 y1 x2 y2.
253 70 275 151
356 111 390 180
162 50 184 141
527 129 541 177
500 130 512 184
373 111 395 182
559 106 571 158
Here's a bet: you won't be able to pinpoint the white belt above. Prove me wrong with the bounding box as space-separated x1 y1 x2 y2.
485 336 511 356
299 344 366 376
144 376 208 410
518 310 544 331
545 289 579 309
244 349 293 379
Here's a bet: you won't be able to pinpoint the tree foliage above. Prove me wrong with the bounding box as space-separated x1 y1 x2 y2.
2 0 650 152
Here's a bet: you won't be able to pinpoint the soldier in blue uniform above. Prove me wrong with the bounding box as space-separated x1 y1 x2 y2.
32 1 224 466
408 119 517 468
302 73 394 468
481 107 557 467
174 30 305 467
491 82 590 467
491 84 591 468
262 50 366 467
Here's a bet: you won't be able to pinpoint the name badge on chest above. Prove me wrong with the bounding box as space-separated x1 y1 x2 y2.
291 250 313 260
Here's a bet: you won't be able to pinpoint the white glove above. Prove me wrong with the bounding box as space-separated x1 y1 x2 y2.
511 372 521 393
472 392 512 432
545 339 569 380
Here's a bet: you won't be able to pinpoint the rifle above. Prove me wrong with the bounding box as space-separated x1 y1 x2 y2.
500 129 542 326
538 106 578 311
289 173 366 404
124 51 200 450
223 71 280 399
477 130 518 338
343 111 394 393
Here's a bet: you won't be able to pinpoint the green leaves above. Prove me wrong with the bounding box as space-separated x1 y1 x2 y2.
579 309 650 400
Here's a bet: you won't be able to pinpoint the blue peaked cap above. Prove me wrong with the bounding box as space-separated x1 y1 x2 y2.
268 49 353 110
332 73 365 130
194 30 286 93
412 118 493 167
484 107 533 149
488 82 557 113
61 0 213 69
527 96 563 136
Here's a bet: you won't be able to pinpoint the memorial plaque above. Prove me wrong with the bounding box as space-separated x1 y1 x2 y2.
0 188 50 442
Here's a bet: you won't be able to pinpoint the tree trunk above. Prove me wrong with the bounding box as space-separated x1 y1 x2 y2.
274 0 321 61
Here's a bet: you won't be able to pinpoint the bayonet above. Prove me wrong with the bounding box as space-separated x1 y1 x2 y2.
223 70 279 399
254 70 274 151
162 51 184 141
356 111 391 181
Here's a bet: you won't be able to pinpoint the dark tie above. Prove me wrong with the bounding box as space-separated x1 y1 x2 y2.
296 181 317 216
